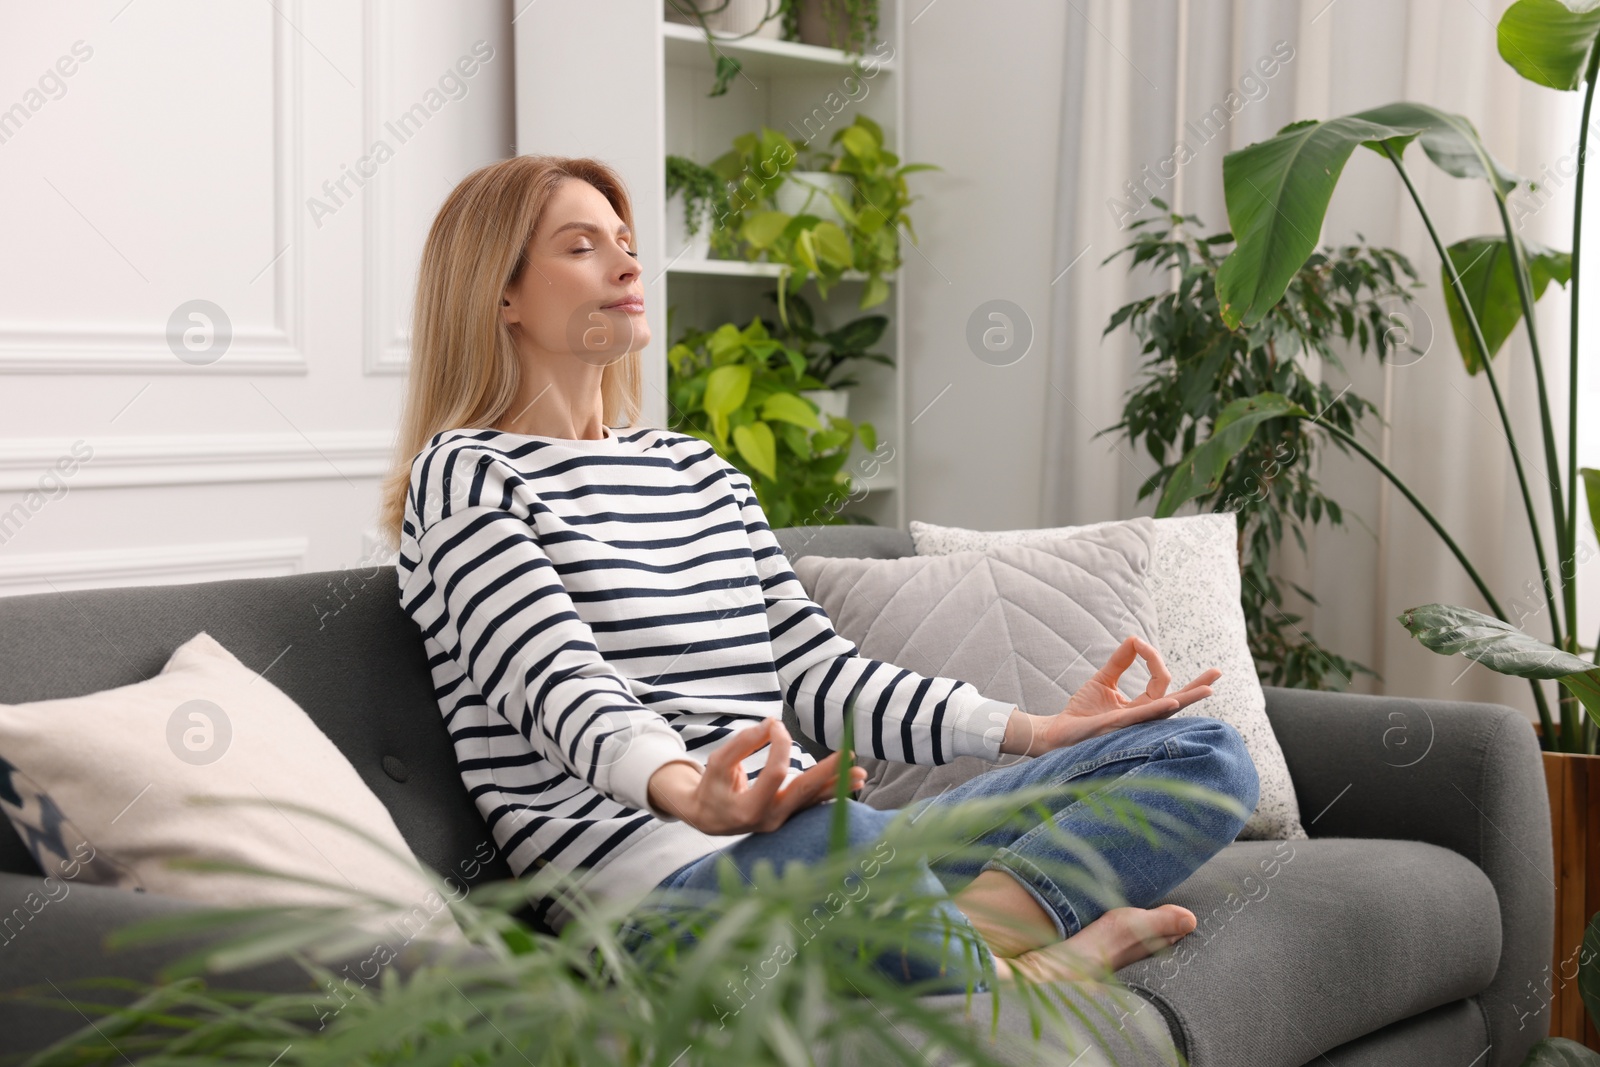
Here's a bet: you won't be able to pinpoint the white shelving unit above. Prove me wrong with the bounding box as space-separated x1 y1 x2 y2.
514 1 908 527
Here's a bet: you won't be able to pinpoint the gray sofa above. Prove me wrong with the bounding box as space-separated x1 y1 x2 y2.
0 523 1553 1065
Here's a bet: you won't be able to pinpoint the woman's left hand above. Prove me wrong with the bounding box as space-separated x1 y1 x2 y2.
1005 636 1221 757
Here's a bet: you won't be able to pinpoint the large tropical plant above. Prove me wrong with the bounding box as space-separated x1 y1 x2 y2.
1155 0 1600 756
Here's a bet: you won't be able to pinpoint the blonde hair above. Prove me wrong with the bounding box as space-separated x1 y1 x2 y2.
377 156 646 551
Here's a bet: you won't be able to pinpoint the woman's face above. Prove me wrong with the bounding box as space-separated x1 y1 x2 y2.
501 178 648 366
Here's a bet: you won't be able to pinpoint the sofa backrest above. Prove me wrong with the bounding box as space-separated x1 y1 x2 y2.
0 524 906 889
0 566 513 889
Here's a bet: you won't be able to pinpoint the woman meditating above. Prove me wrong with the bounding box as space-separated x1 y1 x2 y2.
380 154 1260 992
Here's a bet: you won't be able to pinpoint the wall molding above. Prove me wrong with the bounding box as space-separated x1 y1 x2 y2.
363 0 412 376
0 1 308 375
0 431 395 491
0 538 309 596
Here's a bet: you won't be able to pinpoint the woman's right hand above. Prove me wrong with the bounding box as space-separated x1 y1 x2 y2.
646 718 867 836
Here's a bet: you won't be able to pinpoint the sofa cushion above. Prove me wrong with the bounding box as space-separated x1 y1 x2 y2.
909 513 1305 842
790 521 1166 806
1114 838 1500 1066
0 631 460 943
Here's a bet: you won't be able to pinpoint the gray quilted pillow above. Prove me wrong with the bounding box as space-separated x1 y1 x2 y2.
789 519 1166 811
909 514 1307 842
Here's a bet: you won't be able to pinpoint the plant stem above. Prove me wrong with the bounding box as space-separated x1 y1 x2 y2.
1311 421 1503 616
1381 143 1564 648
1308 417 1558 742
1572 46 1600 664
1494 195 1573 636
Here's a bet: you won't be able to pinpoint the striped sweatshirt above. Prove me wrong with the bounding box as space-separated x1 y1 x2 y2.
396 424 1013 933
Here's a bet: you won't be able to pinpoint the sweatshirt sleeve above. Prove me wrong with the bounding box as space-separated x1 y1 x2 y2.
714 458 1012 765
398 440 700 821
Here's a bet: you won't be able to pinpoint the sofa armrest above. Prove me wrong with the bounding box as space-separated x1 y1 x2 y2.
0 873 492 1062
1261 685 1553 1065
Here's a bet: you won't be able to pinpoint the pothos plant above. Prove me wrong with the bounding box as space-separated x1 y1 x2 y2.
673 0 881 96
709 114 937 329
760 290 893 390
667 315 878 528
669 0 788 97
1156 0 1600 760
1103 202 1422 692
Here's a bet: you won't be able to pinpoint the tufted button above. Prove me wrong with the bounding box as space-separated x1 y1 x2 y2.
382 755 409 783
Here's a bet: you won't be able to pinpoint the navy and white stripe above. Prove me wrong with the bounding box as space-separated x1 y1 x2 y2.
396 425 1011 932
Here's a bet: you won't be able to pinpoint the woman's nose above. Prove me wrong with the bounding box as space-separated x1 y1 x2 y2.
612 247 639 280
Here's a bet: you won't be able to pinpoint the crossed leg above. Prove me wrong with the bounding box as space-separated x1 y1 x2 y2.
953 868 1197 984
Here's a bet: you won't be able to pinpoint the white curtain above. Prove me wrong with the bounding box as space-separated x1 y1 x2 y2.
1042 0 1587 718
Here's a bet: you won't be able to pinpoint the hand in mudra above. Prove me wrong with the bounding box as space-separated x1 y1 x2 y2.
657 718 868 836
1026 636 1221 757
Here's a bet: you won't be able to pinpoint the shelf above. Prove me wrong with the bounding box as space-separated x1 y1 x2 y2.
666 258 883 283
661 21 895 77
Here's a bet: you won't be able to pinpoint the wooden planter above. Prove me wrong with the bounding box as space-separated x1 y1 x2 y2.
1540 740 1600 1047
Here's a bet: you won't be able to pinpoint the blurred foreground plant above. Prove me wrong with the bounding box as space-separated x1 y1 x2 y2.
1 751 1249 1066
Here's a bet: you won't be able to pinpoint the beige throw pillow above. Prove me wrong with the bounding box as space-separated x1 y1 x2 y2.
0 631 462 943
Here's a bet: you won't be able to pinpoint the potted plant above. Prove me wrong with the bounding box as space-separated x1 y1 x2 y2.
760 290 894 422
709 115 937 330
1148 0 1600 1046
784 0 879 54
665 155 730 262
666 314 877 528
666 0 786 96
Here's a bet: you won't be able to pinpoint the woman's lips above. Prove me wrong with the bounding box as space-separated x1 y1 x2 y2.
603 299 645 313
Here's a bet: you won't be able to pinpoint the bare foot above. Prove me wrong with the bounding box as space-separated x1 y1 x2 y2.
990 904 1197 985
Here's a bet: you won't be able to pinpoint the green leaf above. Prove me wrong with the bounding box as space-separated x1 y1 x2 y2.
1352 102 1524 199
760 391 824 430
839 125 879 163
824 315 888 352
1215 116 1424 328
794 228 821 274
1566 670 1600 729
1520 1037 1600 1066
1583 910 1600 1037
1397 602 1593 676
860 274 890 309
1155 393 1310 517
732 420 777 481
707 322 744 363
743 210 791 249
703 364 751 419
1499 0 1600 91
811 221 853 268
1442 236 1573 372
1583 466 1600 552
1397 604 1600 726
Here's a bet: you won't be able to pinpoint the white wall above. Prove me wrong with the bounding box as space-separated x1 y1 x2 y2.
0 0 513 596
898 0 1070 529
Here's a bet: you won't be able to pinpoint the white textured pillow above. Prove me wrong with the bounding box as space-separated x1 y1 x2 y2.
0 631 463 941
910 514 1306 841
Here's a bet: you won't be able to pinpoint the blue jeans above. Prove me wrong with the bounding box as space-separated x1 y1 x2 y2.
616 715 1259 995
